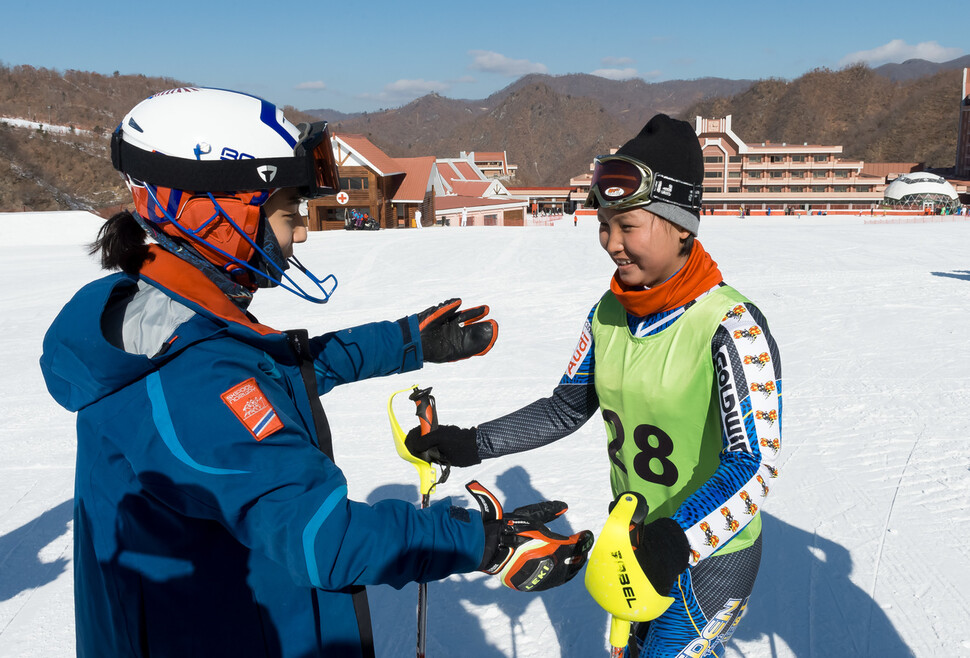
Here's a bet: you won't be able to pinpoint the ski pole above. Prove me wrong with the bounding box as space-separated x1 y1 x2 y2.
387 385 450 658
585 492 675 657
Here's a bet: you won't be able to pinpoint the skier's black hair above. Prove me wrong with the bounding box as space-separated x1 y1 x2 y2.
89 210 152 274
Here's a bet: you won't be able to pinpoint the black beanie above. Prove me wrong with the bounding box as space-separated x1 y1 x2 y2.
616 114 703 234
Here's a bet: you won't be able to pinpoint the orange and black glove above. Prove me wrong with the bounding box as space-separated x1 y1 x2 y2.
418 298 497 363
468 480 593 592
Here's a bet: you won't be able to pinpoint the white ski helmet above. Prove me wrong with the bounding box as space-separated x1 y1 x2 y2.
110 87 340 293
112 86 340 198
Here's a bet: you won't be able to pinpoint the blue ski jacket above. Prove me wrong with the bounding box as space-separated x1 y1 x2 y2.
40 247 484 658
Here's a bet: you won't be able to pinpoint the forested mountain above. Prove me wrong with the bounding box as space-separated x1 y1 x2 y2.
1 57 966 211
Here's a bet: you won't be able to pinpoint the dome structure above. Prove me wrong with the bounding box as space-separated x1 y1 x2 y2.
883 172 959 210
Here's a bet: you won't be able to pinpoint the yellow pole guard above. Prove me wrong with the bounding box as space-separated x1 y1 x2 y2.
585 493 675 650
387 385 438 496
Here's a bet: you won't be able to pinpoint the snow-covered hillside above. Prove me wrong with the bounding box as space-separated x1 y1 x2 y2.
1 211 968 657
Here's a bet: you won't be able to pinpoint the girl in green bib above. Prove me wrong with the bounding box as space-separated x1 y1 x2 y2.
407 115 781 657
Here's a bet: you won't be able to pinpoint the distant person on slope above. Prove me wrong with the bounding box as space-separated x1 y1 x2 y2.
406 114 782 657
39 87 591 658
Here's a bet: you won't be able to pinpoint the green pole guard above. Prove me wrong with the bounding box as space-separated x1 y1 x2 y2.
388 385 438 496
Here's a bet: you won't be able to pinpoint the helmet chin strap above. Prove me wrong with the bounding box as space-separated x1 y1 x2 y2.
142 185 338 303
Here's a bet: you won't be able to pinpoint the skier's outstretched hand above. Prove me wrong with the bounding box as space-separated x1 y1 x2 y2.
630 517 691 597
404 424 481 467
467 480 594 592
418 298 497 363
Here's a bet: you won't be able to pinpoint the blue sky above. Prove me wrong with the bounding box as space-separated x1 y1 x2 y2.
2 0 966 114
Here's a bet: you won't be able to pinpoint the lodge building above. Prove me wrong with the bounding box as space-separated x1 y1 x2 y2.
306 134 528 230
570 115 925 213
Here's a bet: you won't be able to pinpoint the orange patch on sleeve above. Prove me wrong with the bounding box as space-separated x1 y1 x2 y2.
221 378 284 441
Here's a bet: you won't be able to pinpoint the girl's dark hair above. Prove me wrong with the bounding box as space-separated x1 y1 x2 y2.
88 211 152 273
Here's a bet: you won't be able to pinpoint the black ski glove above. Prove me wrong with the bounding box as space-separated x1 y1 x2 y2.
630 517 691 597
418 298 497 363
405 424 481 467
467 480 594 592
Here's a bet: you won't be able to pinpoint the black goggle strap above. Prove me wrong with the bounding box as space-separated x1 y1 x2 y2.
650 173 703 211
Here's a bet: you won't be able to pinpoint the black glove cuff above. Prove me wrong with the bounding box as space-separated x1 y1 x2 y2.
478 520 503 572
445 427 482 467
404 426 482 467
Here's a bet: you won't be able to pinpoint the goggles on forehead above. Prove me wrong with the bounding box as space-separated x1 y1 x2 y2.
111 121 341 199
585 154 702 212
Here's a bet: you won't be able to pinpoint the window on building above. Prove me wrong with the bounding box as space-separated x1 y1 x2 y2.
857 185 871 192
729 156 742 163
339 177 370 191
747 155 763 163
833 185 848 192
728 171 741 178
791 170 806 178
397 204 406 219
704 155 723 163
746 186 764 193
791 155 806 162
770 155 785 163
834 170 849 178
814 155 828 162
704 171 723 178
747 171 762 179
770 171 783 178
484 214 498 226
728 187 741 193
789 186 805 192
768 186 783 193
703 186 722 193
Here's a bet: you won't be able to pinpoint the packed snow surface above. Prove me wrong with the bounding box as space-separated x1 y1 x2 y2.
1 211 968 657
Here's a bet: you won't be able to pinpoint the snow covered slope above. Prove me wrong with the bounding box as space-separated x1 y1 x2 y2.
1 211 968 656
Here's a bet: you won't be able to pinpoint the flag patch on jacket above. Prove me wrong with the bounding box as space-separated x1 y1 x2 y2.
221 378 283 441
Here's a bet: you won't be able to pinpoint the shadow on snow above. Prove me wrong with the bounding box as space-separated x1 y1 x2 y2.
0 480 916 656
369 475 916 657
930 270 970 281
731 512 914 657
367 465 608 657
0 499 73 602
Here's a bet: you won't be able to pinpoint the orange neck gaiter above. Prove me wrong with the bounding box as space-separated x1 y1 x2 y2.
610 240 723 317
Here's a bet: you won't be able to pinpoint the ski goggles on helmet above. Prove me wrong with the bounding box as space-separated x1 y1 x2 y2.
111 121 340 199
585 154 702 212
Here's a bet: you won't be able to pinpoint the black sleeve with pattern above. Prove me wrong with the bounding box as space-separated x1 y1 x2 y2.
476 382 599 458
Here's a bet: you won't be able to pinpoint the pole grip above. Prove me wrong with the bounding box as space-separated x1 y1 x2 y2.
409 387 438 435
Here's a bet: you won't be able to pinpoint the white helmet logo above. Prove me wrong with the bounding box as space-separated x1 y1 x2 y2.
605 186 626 197
257 165 278 183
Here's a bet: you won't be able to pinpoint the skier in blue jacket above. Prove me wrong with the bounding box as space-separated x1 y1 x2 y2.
40 88 592 658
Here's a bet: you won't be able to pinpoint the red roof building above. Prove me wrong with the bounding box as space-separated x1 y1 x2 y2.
461 151 518 181
307 136 529 230
307 133 432 230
